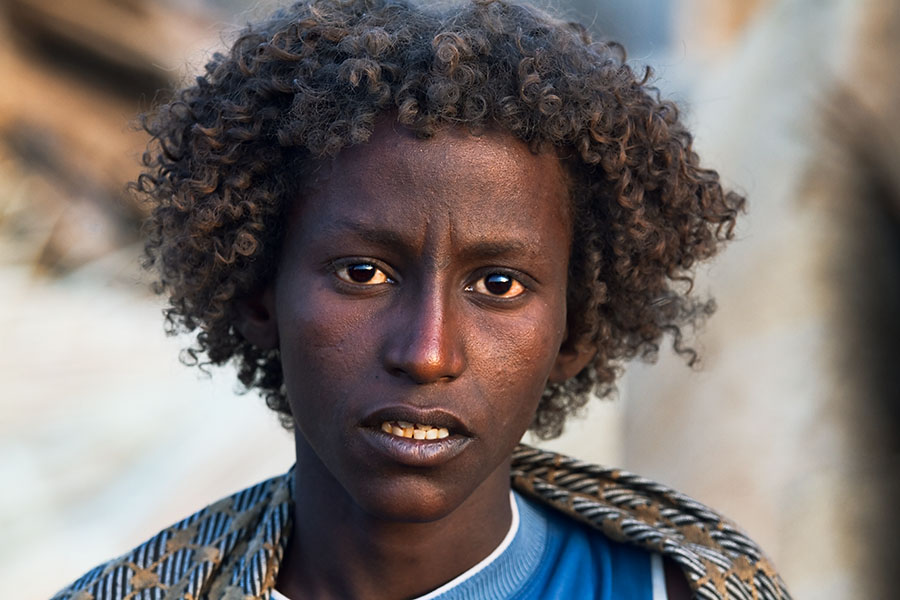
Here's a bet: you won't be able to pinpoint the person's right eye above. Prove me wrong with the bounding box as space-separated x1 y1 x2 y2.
334 262 394 285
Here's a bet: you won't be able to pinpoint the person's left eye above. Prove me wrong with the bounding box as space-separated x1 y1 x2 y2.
335 263 393 285
466 273 526 299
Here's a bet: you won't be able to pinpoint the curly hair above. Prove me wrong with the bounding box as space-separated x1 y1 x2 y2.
137 0 744 439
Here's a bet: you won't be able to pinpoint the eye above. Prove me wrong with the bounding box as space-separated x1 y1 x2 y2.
335 263 393 285
467 272 526 299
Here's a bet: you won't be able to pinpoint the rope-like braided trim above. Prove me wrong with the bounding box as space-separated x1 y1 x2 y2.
510 444 791 600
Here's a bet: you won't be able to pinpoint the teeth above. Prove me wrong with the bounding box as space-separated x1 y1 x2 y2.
380 421 452 440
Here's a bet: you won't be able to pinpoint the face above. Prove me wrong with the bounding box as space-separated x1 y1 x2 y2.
247 123 583 523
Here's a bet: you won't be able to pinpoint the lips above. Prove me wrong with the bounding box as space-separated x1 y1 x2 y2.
359 406 473 467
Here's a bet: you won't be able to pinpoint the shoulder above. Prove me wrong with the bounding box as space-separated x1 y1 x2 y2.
517 491 663 599
510 444 791 600
50 472 293 600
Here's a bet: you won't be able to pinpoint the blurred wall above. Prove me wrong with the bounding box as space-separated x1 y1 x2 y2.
1 1 897 599
0 2 296 598
622 0 899 598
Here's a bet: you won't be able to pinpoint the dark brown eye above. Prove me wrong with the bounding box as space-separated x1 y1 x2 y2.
347 264 375 282
485 274 512 295
336 263 391 285
468 273 526 298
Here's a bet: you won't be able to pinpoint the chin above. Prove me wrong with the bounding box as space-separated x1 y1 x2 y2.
352 476 467 523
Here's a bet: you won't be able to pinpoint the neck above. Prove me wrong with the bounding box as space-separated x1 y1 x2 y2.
276 438 514 600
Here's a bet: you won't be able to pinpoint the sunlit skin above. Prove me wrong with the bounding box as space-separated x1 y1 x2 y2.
237 123 691 599
237 122 591 599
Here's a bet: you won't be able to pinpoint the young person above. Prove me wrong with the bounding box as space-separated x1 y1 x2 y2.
53 1 791 598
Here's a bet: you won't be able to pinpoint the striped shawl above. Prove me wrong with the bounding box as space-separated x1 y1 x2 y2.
52 444 791 600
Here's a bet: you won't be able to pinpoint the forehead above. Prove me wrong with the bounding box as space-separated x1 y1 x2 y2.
329 124 566 192
297 124 573 253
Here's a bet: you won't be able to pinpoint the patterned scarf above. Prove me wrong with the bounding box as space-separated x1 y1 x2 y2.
52 445 791 600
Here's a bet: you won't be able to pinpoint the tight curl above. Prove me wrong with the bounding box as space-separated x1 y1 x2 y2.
138 0 744 439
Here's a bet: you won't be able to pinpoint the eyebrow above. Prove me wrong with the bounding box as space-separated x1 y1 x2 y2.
317 219 413 248
318 218 535 261
457 240 530 261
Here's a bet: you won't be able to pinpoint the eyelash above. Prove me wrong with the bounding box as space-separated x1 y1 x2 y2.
464 270 527 299
331 260 529 300
332 261 396 286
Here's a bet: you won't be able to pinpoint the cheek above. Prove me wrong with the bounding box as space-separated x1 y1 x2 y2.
276 290 368 398
500 300 566 372
474 306 566 424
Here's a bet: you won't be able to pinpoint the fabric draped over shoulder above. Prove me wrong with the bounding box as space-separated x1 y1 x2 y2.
51 444 791 600
510 446 790 600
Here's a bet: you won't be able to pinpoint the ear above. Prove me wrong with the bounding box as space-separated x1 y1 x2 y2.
548 342 596 383
234 285 279 350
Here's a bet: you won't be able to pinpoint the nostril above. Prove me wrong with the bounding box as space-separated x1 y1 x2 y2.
386 355 463 384
386 362 464 385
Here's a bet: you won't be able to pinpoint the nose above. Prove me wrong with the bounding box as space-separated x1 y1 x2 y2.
382 287 467 384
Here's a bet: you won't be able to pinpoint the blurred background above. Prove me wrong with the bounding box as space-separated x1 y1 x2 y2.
1 0 897 598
